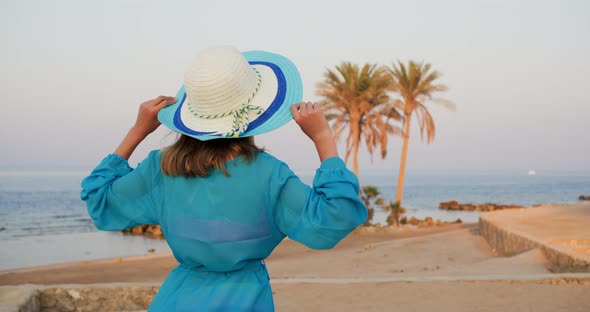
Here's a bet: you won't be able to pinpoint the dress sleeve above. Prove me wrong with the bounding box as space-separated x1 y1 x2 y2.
80 150 161 231
270 157 368 250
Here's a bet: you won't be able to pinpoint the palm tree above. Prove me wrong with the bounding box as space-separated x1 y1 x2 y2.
387 61 454 204
317 62 402 177
384 201 407 227
359 185 384 226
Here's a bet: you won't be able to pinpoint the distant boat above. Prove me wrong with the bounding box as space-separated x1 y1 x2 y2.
528 170 537 176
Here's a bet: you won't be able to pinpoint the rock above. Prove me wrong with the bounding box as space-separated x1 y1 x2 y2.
123 224 164 239
463 204 476 211
480 203 494 211
579 195 590 201
0 227 5 231
130 225 146 235
67 289 81 300
147 248 155 253
407 217 420 225
131 226 143 235
438 200 523 212
145 225 163 236
400 216 407 225
439 200 459 210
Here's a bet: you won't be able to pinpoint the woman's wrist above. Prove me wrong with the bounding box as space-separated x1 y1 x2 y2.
128 125 151 139
111 96 176 160
313 135 338 161
114 127 148 160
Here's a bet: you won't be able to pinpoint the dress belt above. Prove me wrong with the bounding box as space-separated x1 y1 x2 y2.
179 259 265 274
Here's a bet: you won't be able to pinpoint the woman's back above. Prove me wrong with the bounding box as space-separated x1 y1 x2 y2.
82 150 365 310
81 46 367 311
161 151 287 271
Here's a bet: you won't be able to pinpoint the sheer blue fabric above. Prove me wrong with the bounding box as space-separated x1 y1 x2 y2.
81 151 367 311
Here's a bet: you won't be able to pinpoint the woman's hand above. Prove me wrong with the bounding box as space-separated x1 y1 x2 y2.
132 96 177 137
291 102 338 161
290 102 332 143
114 96 177 160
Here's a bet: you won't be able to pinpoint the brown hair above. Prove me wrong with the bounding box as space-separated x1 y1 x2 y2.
161 134 264 177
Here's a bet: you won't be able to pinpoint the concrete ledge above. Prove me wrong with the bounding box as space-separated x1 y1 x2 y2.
542 245 590 273
479 203 590 273
0 283 158 312
0 285 40 312
479 216 540 256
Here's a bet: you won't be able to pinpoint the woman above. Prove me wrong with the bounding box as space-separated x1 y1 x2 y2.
81 46 367 311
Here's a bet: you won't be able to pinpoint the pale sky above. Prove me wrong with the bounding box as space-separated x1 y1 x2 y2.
1 0 589 174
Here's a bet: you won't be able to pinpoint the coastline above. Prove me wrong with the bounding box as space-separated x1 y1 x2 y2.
0 223 472 285
0 231 170 271
1 220 589 311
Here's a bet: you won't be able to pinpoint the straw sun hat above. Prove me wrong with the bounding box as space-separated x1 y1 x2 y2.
158 46 303 140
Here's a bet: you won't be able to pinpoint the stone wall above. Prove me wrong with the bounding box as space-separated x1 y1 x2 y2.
479 215 590 273
39 286 157 312
4 284 160 312
542 246 590 273
478 217 540 256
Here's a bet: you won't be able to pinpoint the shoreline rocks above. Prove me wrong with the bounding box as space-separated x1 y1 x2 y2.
579 195 590 201
353 218 462 235
121 224 164 239
400 216 462 228
439 200 523 212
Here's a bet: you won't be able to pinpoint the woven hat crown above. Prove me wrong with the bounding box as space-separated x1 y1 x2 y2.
184 46 261 116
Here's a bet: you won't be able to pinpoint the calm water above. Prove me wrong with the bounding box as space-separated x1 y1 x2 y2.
0 170 588 269
350 170 590 223
1 170 588 240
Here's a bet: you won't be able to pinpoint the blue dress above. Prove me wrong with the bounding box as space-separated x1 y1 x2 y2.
80 150 367 311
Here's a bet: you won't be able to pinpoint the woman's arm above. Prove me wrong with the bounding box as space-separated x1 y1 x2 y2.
276 102 365 249
80 95 177 231
114 95 177 160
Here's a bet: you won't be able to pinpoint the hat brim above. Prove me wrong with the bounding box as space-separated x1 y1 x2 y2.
158 50 303 141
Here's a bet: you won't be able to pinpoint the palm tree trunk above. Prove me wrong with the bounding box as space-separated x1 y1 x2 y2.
395 115 412 204
350 117 361 177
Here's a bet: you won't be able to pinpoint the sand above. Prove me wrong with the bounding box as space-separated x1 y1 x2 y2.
1 223 589 311
273 281 590 312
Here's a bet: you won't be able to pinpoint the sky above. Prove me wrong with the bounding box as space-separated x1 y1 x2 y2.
1 0 589 174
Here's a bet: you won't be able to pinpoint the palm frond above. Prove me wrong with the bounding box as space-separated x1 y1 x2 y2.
316 61 405 171
386 60 452 145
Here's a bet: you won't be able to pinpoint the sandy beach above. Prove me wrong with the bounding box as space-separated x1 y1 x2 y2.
2 222 589 311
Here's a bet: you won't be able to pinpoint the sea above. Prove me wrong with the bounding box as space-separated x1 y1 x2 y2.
0 169 589 270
